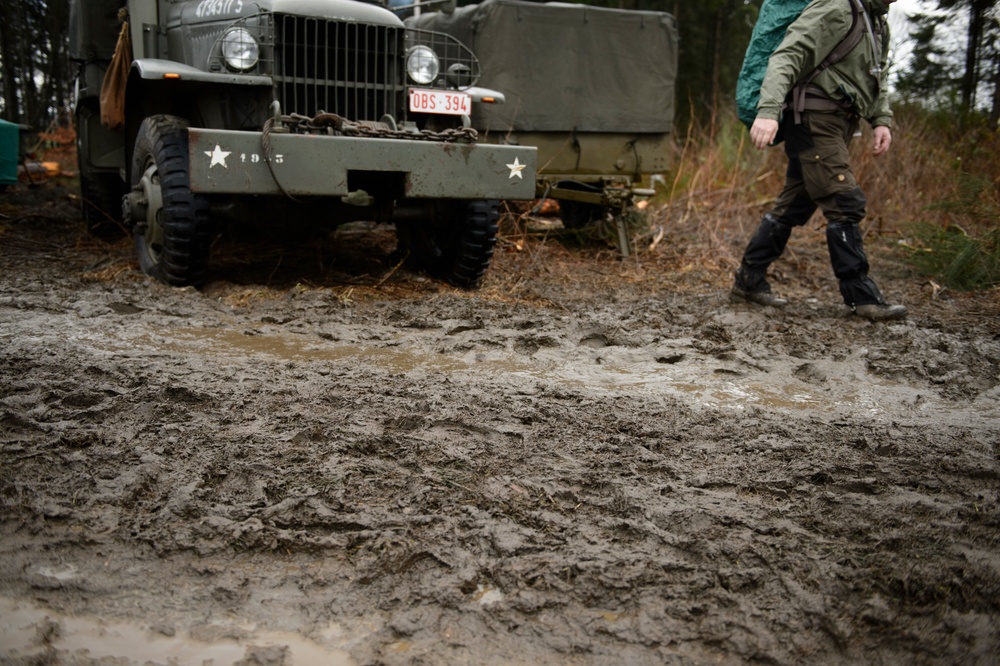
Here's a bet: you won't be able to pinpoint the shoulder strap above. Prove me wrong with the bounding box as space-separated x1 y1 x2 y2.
789 0 871 123
817 0 868 76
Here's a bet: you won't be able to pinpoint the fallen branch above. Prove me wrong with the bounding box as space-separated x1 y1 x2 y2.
377 250 409 286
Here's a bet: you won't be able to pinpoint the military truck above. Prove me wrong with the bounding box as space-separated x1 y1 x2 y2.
408 0 678 250
69 0 537 287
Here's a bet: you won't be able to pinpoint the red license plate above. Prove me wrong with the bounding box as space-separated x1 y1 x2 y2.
408 89 472 116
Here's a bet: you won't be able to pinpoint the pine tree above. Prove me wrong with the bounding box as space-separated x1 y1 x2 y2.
894 14 958 108
0 0 72 128
902 0 1000 125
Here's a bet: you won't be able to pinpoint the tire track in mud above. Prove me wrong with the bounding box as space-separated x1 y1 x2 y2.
1 212 999 664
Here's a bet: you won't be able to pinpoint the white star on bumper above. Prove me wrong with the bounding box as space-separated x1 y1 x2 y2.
205 145 231 169
506 157 526 180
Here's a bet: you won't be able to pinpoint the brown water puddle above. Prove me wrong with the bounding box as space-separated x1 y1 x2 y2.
45 321 1000 423
0 596 353 665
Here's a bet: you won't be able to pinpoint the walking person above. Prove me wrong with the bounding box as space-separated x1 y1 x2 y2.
731 0 907 321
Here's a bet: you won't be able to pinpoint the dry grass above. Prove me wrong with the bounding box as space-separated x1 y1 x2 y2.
629 111 1000 292
488 109 1000 324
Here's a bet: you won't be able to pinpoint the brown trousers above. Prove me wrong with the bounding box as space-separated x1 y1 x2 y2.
735 112 886 306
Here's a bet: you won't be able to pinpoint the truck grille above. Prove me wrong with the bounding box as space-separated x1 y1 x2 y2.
273 15 404 122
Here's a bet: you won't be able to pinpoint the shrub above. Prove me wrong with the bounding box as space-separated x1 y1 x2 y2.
903 223 1000 291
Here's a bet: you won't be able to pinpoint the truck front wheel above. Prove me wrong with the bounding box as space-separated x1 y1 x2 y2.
399 200 499 289
125 115 212 287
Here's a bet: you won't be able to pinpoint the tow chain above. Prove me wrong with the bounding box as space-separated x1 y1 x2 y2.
268 112 478 143
260 111 478 201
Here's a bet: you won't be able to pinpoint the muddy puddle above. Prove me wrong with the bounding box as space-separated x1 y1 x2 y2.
52 314 1000 425
1 596 353 664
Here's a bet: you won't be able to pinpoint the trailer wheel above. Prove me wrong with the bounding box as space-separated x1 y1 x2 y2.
125 115 212 287
76 105 126 238
399 200 499 288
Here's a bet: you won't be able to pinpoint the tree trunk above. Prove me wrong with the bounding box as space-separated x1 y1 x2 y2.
709 4 724 143
41 0 73 127
959 0 987 115
990 45 1000 129
0 2 23 122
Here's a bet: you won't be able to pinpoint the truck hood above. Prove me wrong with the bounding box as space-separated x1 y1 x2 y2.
267 0 400 25
172 0 402 28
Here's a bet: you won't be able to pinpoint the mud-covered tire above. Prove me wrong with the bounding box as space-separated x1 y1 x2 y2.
129 115 212 287
76 105 126 238
400 200 499 288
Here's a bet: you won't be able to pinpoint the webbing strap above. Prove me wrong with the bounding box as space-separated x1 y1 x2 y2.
796 85 855 114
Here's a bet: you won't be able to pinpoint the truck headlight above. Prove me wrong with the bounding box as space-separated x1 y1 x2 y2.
221 27 259 71
406 46 439 85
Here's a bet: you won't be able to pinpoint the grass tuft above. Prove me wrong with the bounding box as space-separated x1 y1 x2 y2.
903 224 1000 291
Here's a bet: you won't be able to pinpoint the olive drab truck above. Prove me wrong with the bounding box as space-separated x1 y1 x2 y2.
69 0 537 288
407 0 678 253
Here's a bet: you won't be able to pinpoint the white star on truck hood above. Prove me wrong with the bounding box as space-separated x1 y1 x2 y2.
506 157 526 179
205 145 231 168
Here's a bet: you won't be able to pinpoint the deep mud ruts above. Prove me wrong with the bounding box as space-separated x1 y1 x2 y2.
1 185 998 664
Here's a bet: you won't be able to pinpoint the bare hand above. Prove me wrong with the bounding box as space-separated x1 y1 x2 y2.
873 126 892 156
750 118 780 150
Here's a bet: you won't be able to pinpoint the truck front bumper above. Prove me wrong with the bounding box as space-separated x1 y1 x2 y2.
187 128 537 200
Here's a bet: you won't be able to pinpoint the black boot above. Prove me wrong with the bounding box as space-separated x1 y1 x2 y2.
732 214 793 305
729 286 789 307
855 303 908 321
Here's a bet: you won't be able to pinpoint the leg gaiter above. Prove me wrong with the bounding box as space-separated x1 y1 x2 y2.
826 221 885 306
735 213 794 293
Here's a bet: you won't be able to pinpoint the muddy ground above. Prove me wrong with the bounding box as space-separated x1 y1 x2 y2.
1 182 998 665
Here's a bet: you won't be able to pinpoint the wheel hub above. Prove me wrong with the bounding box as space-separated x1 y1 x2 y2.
130 163 164 256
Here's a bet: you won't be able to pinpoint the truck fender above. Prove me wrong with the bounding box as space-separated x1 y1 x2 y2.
131 58 271 87
122 61 272 183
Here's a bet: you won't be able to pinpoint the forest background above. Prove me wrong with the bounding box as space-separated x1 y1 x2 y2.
0 0 998 290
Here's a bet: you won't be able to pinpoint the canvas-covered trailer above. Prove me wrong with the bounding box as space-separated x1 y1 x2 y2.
408 0 678 247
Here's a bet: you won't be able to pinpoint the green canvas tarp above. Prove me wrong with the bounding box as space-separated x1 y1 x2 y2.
408 0 678 134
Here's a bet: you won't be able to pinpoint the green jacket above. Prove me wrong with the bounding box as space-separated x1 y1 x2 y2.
757 0 892 127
